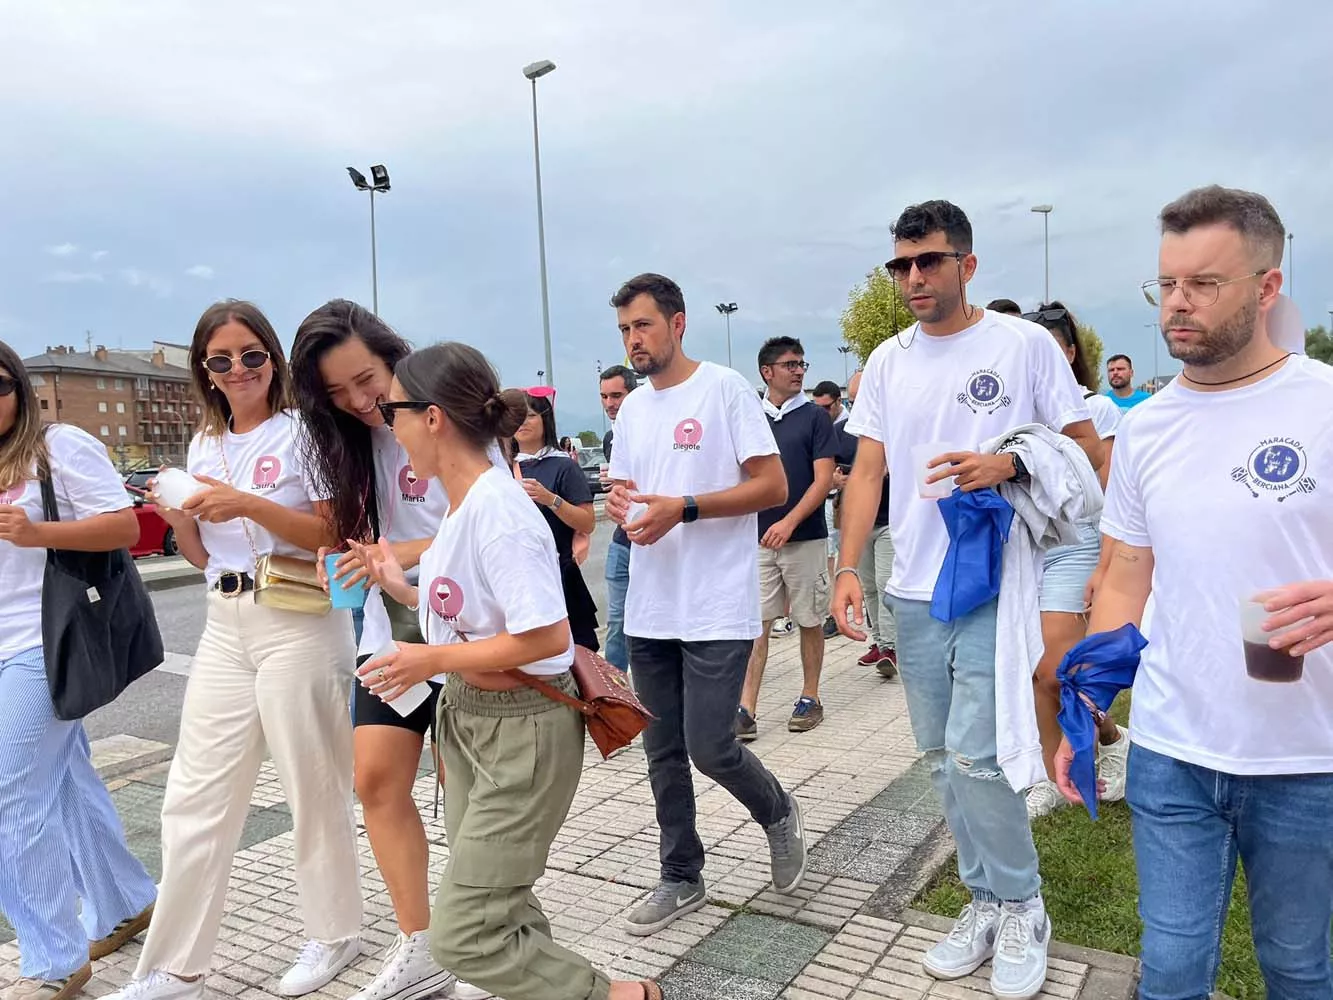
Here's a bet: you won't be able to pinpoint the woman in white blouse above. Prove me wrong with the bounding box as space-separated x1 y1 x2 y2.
0 341 157 1000
108 301 362 1000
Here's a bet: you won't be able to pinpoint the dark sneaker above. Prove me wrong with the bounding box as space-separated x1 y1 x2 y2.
857 644 882 666
625 878 707 936
764 794 807 893
821 615 839 639
90 902 154 960
735 706 758 742
875 648 899 679
788 697 824 733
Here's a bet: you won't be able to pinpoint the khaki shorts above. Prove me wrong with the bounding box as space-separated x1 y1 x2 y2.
759 538 830 628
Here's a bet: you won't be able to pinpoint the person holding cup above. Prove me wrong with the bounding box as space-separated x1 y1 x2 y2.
289 299 495 1000
1053 186 1333 1000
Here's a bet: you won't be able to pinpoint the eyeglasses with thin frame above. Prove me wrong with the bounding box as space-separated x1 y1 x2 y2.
376 400 432 426
885 251 968 281
1140 270 1269 308
765 359 810 373
0 375 17 397
202 349 271 375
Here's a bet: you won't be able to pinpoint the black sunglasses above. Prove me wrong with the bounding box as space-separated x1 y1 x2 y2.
203 349 271 375
1022 308 1069 324
377 400 432 426
884 251 967 281
0 375 17 397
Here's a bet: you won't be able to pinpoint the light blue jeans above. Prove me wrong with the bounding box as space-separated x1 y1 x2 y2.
1128 743 1333 1000
889 597 1041 903
604 540 631 672
0 646 157 978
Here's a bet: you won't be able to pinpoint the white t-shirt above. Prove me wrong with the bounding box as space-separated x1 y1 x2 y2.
1103 356 1333 775
188 411 328 587
416 466 574 676
371 425 447 585
846 311 1091 600
609 361 780 641
0 425 131 660
1084 390 1122 440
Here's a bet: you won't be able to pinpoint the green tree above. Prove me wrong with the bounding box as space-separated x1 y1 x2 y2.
839 266 917 363
1077 324 1105 391
577 430 601 447
1306 326 1333 365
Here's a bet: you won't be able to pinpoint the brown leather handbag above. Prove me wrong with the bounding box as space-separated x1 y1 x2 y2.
512 646 654 758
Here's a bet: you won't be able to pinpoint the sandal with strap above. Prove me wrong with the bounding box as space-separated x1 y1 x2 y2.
640 982 663 999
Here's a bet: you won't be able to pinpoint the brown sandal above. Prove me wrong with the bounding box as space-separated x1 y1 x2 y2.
640 982 663 999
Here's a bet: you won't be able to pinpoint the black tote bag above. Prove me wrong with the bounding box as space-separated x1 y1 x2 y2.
39 471 164 720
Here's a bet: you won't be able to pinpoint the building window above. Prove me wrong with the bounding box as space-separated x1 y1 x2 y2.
152 403 159 413
136 378 149 392
40 399 49 410
96 377 106 389
56 399 63 410
118 426 128 437
98 401 108 413
154 424 163 435
99 425 110 437
114 378 124 390
116 401 126 413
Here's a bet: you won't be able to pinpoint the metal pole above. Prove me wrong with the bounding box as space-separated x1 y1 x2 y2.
369 189 379 315
531 78 554 387
1042 212 1050 303
1287 233 1294 297
725 313 732 368
1145 322 1158 393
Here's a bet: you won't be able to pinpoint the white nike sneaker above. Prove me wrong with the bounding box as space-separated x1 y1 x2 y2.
1025 780 1068 820
990 900 1051 1000
279 937 362 997
1097 727 1130 803
922 900 1000 979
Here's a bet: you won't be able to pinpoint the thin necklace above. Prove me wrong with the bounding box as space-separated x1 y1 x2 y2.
1181 352 1292 387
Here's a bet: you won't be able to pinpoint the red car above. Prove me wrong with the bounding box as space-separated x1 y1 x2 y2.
126 486 179 558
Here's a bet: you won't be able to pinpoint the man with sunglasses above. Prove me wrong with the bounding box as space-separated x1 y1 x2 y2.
831 200 1101 1000
736 340 837 741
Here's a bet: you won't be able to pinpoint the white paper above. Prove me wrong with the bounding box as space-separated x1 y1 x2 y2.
361 638 433 717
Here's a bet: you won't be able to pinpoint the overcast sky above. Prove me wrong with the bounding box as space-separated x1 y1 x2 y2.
3 0 1330 435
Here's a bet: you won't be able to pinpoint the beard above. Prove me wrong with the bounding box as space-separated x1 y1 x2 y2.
907 284 962 324
1165 297 1258 367
1108 374 1129 388
630 345 673 377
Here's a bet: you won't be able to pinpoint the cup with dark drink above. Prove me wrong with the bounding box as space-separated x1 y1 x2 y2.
1240 597 1304 682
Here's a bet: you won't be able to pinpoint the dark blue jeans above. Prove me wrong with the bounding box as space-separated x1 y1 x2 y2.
1128 743 1333 1000
628 636 789 883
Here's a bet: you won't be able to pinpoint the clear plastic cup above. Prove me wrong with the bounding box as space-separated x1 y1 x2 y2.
913 443 956 499
1240 596 1304 683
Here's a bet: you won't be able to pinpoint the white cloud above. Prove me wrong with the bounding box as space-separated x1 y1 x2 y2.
91 250 109 260
45 243 78 257
44 270 104 283
184 264 214 279
119 268 172 298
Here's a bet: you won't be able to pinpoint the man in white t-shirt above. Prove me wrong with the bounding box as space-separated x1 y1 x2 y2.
605 273 807 937
831 200 1101 1000
1055 186 1333 1000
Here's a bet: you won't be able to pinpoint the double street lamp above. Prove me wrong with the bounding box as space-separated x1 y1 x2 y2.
347 165 391 314
715 302 738 368
524 59 557 387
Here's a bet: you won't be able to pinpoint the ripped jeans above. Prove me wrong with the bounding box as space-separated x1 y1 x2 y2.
889 595 1041 903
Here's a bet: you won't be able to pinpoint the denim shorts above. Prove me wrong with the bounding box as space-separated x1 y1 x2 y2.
1040 519 1101 614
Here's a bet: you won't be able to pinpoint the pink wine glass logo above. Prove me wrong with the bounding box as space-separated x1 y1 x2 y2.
252 455 282 487
398 465 429 498
0 485 22 504
674 419 704 447
428 577 465 619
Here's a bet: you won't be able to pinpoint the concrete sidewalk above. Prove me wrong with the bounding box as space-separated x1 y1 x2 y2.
0 633 1139 1000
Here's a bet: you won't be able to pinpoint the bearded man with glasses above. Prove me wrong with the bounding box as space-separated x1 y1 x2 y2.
831 200 1102 999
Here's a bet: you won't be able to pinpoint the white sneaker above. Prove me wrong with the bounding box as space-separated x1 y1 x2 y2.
1025 780 1067 820
922 900 1000 979
1098 727 1130 803
279 937 362 997
102 971 204 1000
990 900 1050 1000
770 617 795 638
451 983 494 999
352 932 457 1000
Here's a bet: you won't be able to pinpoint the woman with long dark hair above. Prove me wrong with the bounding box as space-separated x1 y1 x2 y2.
353 342 663 999
108 301 363 1000
290 299 491 1000
513 390 600 651
1023 301 1128 818
0 341 157 1000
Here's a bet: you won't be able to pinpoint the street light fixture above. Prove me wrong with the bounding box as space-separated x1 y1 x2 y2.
837 345 855 386
346 164 391 314
524 59 557 387
1031 204 1053 303
715 302 738 368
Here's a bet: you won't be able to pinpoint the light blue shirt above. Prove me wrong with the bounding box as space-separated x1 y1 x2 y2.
1106 389 1151 410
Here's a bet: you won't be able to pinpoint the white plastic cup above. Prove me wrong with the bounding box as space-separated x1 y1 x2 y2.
599 463 611 488
913 443 956 499
364 642 434 716
1240 596 1305 682
627 501 649 525
154 467 208 509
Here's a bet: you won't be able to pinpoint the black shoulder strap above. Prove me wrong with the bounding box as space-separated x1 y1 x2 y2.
1083 390 1098 399
38 426 60 525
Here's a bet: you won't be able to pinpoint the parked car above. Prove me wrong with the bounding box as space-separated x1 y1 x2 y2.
577 446 607 495
124 469 157 493
126 485 179 558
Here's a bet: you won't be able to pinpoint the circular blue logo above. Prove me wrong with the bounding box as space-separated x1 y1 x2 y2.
969 373 1002 404
1251 443 1302 485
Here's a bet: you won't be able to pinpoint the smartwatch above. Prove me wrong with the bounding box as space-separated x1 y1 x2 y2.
549 496 565 511
1008 454 1030 484
681 495 700 524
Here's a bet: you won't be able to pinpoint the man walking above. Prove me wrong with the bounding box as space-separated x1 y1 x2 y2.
735 342 837 741
599 364 637 672
1058 186 1333 1000
831 200 1100 1000
606 273 807 938
1105 354 1151 409
811 379 853 641
844 369 897 677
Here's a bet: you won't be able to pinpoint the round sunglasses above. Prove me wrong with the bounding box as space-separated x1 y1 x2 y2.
202 350 271 375
0 375 17 397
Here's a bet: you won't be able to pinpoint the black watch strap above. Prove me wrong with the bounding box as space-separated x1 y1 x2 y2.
1009 453 1030 483
682 495 699 523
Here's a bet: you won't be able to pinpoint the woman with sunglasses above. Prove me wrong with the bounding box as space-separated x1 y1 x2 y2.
0 342 158 1000
109 301 363 1000
289 300 493 1000
513 389 600 651
1021 302 1129 819
354 342 663 1000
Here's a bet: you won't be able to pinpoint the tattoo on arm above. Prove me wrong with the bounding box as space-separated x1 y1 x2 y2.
1113 544 1140 563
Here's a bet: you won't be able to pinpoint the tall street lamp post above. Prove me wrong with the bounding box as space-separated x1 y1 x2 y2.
346 165 391 314
715 302 738 368
524 59 557 387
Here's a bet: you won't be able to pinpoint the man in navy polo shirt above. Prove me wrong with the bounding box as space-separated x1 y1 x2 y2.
737 337 838 739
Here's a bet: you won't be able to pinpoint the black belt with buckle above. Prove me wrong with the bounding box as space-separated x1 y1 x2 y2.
214 572 255 597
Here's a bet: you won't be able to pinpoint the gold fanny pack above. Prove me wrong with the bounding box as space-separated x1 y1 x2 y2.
253 555 331 616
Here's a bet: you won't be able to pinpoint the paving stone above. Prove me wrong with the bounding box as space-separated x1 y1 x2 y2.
688 912 833 983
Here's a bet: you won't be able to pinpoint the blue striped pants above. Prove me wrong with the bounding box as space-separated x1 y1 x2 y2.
0 646 157 979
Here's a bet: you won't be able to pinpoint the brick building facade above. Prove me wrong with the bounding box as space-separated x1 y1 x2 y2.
22 344 202 470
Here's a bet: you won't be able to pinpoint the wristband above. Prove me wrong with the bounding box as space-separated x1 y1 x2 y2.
834 566 860 580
